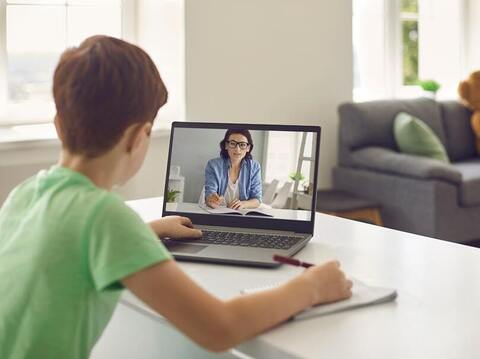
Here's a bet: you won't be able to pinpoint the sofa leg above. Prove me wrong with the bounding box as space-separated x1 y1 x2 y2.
324 208 383 226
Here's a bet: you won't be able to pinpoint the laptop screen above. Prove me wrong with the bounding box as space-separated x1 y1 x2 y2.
163 123 320 232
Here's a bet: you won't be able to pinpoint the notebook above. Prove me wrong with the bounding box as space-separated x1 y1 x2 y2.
200 205 273 217
241 278 397 320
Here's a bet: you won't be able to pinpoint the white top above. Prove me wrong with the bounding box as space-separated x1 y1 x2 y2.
223 176 239 206
107 197 480 359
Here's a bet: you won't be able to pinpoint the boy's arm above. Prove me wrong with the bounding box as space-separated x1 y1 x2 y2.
122 259 352 352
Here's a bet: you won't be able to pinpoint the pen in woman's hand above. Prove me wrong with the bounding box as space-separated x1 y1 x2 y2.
207 193 224 208
213 193 224 204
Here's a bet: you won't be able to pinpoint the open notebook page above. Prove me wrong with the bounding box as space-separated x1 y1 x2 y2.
241 279 397 320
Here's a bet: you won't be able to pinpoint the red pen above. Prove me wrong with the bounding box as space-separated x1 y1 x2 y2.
273 254 314 268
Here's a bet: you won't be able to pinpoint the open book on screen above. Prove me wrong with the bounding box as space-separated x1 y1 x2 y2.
200 205 273 217
241 279 397 320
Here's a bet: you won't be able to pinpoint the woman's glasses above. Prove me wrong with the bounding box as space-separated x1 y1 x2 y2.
226 140 250 150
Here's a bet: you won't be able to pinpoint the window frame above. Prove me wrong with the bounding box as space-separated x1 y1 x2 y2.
354 0 469 102
0 0 137 127
352 0 404 101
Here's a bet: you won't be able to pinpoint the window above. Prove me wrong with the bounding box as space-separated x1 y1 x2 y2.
0 0 126 125
353 0 390 101
263 132 314 190
401 0 418 85
353 0 466 101
263 132 301 187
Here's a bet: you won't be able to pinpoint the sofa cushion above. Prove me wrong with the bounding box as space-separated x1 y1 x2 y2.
338 98 446 152
394 112 450 163
351 147 461 184
440 101 476 162
452 159 480 206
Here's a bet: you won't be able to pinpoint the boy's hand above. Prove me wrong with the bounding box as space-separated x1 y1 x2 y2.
149 216 202 239
302 260 353 306
206 193 224 208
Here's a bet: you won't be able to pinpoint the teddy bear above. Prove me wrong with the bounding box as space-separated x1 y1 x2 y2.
458 70 480 154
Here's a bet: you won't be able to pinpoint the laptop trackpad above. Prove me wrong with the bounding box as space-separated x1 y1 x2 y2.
165 243 207 254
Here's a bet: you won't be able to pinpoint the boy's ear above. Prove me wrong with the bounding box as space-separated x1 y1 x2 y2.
126 122 152 153
54 115 65 142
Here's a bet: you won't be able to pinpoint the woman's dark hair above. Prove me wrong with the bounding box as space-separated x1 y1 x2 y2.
219 129 254 160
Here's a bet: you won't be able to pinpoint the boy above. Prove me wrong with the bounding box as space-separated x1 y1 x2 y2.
0 36 352 358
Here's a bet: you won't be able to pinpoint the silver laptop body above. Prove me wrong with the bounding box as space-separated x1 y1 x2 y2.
162 122 321 268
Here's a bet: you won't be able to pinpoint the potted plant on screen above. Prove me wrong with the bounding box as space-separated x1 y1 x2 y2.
166 188 181 203
289 172 309 193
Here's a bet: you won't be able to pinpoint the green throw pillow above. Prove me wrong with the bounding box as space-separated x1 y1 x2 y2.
393 112 450 163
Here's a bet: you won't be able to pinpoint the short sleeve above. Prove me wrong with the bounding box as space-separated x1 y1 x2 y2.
86 194 172 291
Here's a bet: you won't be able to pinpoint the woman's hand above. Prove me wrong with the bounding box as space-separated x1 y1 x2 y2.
227 199 245 210
206 193 224 208
149 216 202 239
228 198 260 210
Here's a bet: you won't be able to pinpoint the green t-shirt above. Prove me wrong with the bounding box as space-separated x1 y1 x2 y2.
0 165 171 359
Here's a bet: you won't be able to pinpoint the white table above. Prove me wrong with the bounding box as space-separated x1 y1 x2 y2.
93 197 480 359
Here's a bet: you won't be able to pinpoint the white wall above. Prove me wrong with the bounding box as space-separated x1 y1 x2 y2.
0 134 170 204
115 133 171 199
0 141 59 202
185 0 353 188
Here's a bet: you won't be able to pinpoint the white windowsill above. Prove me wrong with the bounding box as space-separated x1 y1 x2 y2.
0 123 171 151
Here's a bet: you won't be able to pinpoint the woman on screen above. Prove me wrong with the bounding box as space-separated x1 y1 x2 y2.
204 129 262 209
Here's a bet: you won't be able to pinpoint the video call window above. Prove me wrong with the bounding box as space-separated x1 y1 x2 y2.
166 128 317 221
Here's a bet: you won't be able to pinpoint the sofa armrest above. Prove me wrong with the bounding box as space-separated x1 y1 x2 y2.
349 147 462 184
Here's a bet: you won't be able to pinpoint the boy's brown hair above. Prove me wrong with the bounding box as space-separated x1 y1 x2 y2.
53 35 167 157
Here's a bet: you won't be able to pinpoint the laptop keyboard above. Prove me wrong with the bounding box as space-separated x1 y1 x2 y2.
193 230 304 250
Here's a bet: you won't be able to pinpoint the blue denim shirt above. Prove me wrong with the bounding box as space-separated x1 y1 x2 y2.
204 157 262 202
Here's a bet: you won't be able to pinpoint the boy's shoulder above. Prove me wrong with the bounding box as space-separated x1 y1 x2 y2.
2 166 127 224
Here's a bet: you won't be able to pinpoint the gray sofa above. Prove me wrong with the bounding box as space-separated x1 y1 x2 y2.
333 98 480 243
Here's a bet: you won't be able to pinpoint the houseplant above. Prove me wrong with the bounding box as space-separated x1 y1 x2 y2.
418 79 441 99
289 172 309 193
166 188 181 203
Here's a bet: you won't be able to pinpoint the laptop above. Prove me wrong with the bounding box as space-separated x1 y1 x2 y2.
162 122 321 267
